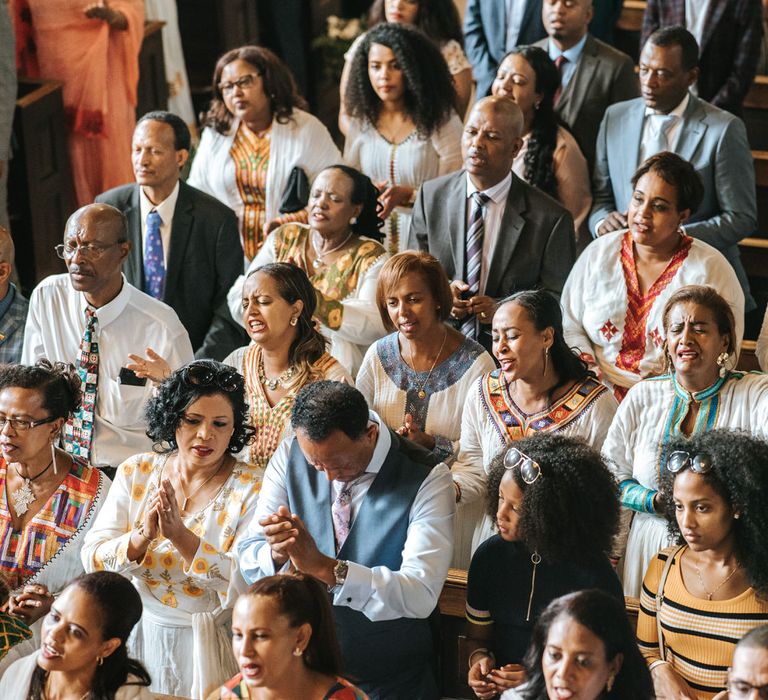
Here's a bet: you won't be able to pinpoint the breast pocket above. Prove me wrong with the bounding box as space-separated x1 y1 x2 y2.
98 378 151 430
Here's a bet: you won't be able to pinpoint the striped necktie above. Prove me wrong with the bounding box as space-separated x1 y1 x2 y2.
461 191 490 339
64 307 99 460
144 209 165 299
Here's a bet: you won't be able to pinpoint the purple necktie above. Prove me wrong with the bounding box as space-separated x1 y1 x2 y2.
554 54 568 104
144 210 165 299
332 482 354 553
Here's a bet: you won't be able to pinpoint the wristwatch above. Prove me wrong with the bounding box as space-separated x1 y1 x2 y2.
329 559 349 591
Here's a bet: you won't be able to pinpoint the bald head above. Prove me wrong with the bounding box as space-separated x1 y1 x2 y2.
0 226 15 266
62 203 130 308
462 97 524 190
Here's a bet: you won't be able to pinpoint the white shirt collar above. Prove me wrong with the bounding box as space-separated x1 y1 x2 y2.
139 180 180 226
465 171 513 204
363 410 392 476
644 91 690 118
76 274 132 327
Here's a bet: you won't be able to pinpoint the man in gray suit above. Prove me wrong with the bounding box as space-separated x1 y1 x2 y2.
535 0 638 171
590 26 757 310
0 1 16 229
407 96 575 348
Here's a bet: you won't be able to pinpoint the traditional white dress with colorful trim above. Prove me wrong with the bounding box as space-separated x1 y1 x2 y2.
451 370 617 562
561 230 745 401
602 371 768 598
81 453 262 700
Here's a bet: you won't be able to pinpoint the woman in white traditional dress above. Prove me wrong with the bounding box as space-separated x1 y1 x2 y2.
357 252 495 567
0 361 108 672
0 572 153 699
341 22 463 255
451 290 617 565
188 46 340 260
228 166 388 376
561 152 745 402
339 0 474 118
82 360 261 699
602 285 768 598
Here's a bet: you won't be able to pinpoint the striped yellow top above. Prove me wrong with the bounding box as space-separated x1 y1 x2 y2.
638 546 768 698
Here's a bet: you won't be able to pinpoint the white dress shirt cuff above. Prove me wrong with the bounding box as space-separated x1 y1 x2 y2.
333 560 373 610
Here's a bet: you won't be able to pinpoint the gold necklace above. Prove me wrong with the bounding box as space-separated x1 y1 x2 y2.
257 351 297 391
11 458 55 516
694 559 741 600
407 328 448 400
175 455 228 513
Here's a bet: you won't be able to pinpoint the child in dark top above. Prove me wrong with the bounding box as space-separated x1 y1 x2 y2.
465 433 622 699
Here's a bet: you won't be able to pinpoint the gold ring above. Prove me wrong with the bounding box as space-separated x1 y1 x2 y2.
480 312 487 319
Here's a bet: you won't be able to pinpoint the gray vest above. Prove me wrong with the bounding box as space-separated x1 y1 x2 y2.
285 431 441 700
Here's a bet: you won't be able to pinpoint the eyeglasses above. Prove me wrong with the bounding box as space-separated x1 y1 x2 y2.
503 447 542 484
0 415 56 432
182 362 243 393
54 241 125 260
667 451 713 475
218 73 259 94
728 680 768 699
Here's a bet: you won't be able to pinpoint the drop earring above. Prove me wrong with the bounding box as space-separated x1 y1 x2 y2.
51 441 58 475
542 347 549 376
716 352 730 378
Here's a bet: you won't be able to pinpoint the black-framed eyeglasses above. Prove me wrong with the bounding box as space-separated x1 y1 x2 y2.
503 447 542 484
217 73 259 94
667 451 713 475
0 415 57 432
728 679 768 699
182 362 243 393
54 241 125 260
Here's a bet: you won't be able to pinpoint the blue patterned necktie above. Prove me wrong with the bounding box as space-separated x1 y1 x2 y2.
144 209 165 299
64 307 99 460
461 191 490 340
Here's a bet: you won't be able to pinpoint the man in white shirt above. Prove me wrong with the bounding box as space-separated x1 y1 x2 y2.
237 381 455 700
589 26 757 309
21 203 194 471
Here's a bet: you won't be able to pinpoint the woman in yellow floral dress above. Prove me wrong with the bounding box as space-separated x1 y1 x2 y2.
228 165 388 376
81 360 260 700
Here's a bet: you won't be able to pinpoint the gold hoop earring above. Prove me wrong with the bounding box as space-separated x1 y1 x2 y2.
97 656 104 666
290 317 298 327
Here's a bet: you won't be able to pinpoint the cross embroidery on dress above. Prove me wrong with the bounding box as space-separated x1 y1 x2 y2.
600 320 618 340
649 327 664 348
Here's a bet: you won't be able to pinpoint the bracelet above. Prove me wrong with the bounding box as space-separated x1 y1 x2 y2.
453 481 462 503
468 648 494 669
135 525 152 543
648 660 669 672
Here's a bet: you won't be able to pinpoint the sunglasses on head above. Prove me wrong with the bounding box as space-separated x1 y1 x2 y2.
182 362 243 393
503 447 542 484
667 451 713 475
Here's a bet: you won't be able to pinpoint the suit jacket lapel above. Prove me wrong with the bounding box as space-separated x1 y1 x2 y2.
620 103 645 203
124 187 143 289
699 2 727 56
675 96 707 163
485 175 525 297
559 35 598 127
450 172 469 281
165 181 193 303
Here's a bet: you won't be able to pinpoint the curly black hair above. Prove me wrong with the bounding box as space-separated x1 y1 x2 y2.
658 429 768 598
318 165 384 242
522 590 654 700
495 46 562 198
344 23 456 138
486 434 620 562
144 360 255 454
202 45 308 135
367 0 464 45
0 359 82 420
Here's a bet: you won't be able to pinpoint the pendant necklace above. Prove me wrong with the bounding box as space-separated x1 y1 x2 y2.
312 231 353 268
408 328 448 400
258 352 297 391
176 455 228 513
695 559 741 600
11 459 55 516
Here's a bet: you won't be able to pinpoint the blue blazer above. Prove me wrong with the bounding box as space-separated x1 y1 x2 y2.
589 95 757 309
464 0 546 99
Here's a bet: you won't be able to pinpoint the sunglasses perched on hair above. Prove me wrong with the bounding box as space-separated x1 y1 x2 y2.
182 362 243 393
503 447 542 484
667 451 713 475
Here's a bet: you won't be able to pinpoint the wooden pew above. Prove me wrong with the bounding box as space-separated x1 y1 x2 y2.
437 569 640 699
617 0 646 33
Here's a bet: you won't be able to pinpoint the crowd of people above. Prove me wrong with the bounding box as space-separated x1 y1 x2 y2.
1 1 768 699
